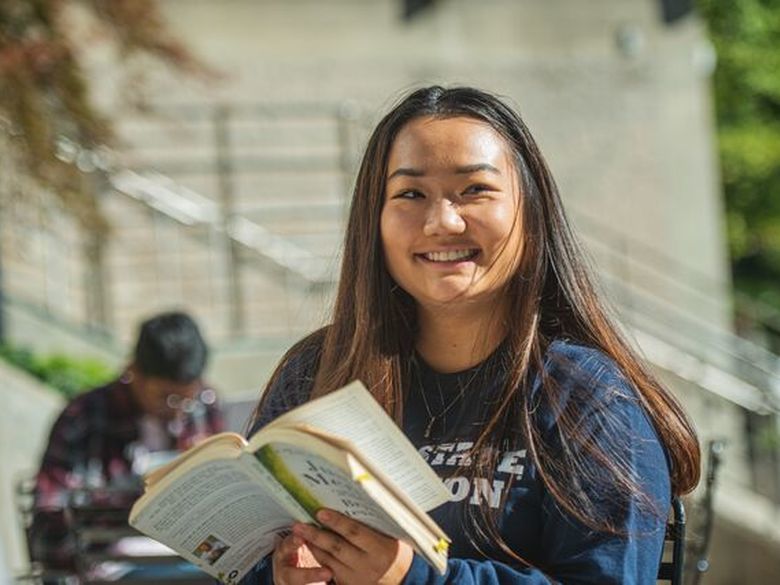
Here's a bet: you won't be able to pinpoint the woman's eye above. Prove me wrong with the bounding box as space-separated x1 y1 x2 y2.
395 189 423 199
463 184 491 195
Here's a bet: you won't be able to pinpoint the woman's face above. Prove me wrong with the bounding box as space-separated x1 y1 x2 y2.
380 116 523 311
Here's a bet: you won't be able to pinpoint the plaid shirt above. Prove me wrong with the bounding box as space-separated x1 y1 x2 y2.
30 378 223 570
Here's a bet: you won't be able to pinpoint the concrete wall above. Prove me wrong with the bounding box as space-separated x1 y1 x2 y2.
0 361 63 575
708 513 780 585
1 0 730 373
72 0 731 348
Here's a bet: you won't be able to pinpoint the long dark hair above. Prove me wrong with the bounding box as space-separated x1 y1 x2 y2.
254 86 700 560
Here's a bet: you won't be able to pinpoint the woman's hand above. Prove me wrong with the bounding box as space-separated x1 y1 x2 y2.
272 533 333 585
292 509 414 585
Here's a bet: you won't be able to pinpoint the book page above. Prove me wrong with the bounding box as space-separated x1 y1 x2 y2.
144 432 247 488
254 439 408 541
129 459 292 585
302 426 449 542
259 381 450 511
248 430 447 575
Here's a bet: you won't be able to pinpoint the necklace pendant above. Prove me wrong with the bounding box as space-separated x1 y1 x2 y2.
424 417 435 439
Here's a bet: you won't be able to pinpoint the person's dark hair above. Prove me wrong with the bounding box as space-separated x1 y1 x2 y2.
133 311 208 382
253 86 700 563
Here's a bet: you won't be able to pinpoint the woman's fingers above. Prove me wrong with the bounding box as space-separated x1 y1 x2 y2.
315 509 388 551
274 534 303 566
272 535 332 585
305 541 350 576
292 520 363 566
292 512 413 585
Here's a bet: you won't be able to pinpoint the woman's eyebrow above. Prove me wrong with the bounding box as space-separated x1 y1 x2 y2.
455 163 502 175
387 163 501 180
387 167 424 180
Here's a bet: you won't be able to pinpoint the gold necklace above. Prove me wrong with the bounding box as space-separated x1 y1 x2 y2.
414 355 478 440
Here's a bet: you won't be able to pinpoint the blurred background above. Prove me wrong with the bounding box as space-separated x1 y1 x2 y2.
0 0 779 583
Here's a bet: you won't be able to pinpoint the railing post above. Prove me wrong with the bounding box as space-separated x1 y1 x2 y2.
82 232 110 332
83 170 112 333
0 132 16 344
214 104 245 337
690 439 725 583
0 134 11 344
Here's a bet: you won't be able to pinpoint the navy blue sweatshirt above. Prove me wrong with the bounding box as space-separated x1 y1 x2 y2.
239 339 671 585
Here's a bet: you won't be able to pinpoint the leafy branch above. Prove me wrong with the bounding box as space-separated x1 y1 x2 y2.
697 0 780 309
0 0 213 233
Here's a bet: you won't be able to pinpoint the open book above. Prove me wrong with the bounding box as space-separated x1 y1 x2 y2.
129 381 452 584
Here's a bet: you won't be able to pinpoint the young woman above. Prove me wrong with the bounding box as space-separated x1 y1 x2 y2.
240 86 700 585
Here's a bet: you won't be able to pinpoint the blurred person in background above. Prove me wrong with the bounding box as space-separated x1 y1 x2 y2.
242 86 700 585
29 311 223 573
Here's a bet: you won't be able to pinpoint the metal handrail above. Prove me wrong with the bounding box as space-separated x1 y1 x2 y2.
107 166 780 413
109 169 331 285
44 98 780 351
97 100 780 408
571 208 732 298
600 270 780 407
115 100 780 336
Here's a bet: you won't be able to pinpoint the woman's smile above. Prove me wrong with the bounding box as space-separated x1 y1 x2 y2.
417 249 480 263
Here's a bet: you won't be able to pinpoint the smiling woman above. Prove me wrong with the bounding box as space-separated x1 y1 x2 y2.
240 86 701 585
381 116 524 372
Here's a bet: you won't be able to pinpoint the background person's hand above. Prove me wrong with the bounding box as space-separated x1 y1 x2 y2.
272 533 332 585
293 509 414 585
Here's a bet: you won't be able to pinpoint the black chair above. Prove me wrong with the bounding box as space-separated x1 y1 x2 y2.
657 496 686 585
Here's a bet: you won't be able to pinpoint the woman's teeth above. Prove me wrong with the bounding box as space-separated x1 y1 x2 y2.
423 249 478 262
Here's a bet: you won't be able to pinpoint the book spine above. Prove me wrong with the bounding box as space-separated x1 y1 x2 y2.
241 451 314 523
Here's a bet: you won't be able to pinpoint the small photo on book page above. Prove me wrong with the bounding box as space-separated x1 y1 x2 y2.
193 534 231 565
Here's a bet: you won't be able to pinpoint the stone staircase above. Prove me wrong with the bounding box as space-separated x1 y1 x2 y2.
101 103 356 344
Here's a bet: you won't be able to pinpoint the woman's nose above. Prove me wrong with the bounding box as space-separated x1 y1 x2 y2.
423 199 466 236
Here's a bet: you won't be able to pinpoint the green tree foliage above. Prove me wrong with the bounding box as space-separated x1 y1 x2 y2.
697 0 780 308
